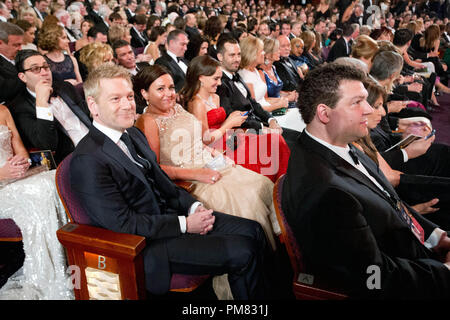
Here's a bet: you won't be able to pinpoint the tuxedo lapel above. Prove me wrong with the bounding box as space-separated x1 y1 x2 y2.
91 126 151 189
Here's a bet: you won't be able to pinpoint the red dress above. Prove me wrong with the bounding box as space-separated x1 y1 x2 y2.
206 107 290 183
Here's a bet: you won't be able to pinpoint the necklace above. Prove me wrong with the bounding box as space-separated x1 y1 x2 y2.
196 94 217 109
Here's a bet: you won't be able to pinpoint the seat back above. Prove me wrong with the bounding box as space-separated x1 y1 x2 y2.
273 174 347 300
55 153 91 225
0 219 22 241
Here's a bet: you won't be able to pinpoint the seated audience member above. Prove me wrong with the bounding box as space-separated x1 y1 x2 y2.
10 50 91 164
79 42 113 79
326 23 353 62
0 103 71 299
18 5 41 30
107 23 132 47
154 29 189 92
75 20 93 51
178 55 290 183
297 30 322 70
356 78 450 229
238 36 289 113
38 23 82 85
73 63 273 300
350 34 379 71
112 39 148 76
289 37 307 71
282 63 450 299
87 25 108 44
370 26 394 42
184 34 209 62
215 36 299 149
14 20 37 50
203 15 224 59
0 22 25 105
273 35 303 94
143 25 166 63
130 14 148 49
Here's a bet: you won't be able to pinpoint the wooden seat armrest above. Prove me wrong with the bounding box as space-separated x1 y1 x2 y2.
56 223 146 259
174 180 195 193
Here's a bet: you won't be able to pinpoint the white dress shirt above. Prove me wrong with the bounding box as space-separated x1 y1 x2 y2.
166 49 188 74
305 128 447 254
30 88 89 146
92 120 202 233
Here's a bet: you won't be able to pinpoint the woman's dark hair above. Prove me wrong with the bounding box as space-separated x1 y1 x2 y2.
148 25 166 42
146 15 161 31
231 26 247 41
203 16 223 42
184 35 209 61
178 55 221 110
132 64 170 107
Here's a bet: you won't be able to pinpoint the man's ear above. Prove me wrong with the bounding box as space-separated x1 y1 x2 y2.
316 103 331 124
216 52 223 63
17 72 27 84
86 96 98 117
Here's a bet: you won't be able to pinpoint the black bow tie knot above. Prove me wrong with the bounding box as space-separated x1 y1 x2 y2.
232 73 240 82
177 57 183 63
348 147 360 165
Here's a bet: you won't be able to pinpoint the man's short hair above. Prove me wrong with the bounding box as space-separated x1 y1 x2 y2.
15 49 43 73
342 23 354 37
0 21 24 43
112 39 130 57
87 26 107 39
393 28 414 46
166 29 187 44
84 63 132 102
216 33 238 55
298 63 366 124
133 14 147 25
369 50 403 81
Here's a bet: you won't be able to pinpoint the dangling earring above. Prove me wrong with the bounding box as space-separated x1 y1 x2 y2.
264 59 269 65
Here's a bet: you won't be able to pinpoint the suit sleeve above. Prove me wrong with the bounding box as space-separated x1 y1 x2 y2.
302 186 450 298
71 153 183 240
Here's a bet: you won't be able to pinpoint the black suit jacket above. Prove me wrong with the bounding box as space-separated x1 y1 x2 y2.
130 27 148 49
154 52 187 92
10 81 91 164
273 57 302 92
326 37 350 62
0 56 25 106
282 131 450 298
70 125 197 294
216 73 272 131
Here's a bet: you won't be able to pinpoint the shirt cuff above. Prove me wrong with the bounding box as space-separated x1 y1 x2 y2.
424 228 446 250
179 201 203 234
401 149 409 162
36 106 54 121
178 216 187 234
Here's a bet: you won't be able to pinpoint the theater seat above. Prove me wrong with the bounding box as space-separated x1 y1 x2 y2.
55 153 208 300
273 174 348 300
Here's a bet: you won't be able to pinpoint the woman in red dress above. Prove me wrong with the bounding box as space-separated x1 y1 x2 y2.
179 55 290 182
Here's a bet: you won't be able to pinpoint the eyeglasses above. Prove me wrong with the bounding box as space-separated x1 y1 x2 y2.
22 64 51 74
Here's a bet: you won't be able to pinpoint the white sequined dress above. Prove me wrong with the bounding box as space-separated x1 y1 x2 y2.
0 124 73 300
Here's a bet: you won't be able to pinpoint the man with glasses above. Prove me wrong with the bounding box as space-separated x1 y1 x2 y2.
10 50 91 164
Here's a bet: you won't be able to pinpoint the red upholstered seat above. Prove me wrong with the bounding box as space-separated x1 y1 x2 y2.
0 219 22 241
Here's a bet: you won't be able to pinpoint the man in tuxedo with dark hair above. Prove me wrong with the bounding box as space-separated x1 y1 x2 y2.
130 14 148 49
70 63 272 298
282 63 450 299
326 23 353 62
274 35 303 94
0 21 24 105
215 35 299 149
154 29 189 92
10 50 91 164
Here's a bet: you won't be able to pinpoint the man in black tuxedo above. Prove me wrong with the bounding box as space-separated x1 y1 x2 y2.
282 63 450 299
215 36 299 149
0 22 25 105
154 29 189 92
326 23 353 62
71 63 272 298
33 0 49 22
10 50 91 164
85 0 109 34
112 40 148 76
274 35 303 93
130 14 148 49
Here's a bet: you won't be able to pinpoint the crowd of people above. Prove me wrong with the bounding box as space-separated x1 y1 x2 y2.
0 0 450 300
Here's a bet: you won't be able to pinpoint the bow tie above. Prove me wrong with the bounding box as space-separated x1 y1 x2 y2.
348 147 360 165
232 73 240 82
177 57 184 63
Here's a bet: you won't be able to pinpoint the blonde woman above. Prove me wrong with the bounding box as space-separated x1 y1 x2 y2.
79 42 114 74
18 5 41 29
238 36 288 113
350 35 380 70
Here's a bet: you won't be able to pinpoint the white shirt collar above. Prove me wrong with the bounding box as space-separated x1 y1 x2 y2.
27 88 36 98
0 53 15 65
166 49 179 62
93 120 124 144
304 128 354 165
221 68 233 80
